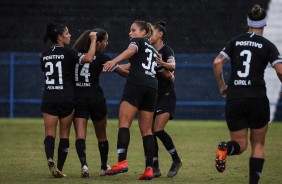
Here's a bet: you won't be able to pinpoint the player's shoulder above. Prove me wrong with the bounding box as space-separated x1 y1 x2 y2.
130 37 149 45
259 36 277 48
162 44 174 53
228 33 246 43
95 51 111 62
63 47 77 54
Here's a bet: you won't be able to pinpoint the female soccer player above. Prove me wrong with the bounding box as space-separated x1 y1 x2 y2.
103 20 158 180
72 28 128 178
41 22 96 178
213 5 282 184
150 21 182 178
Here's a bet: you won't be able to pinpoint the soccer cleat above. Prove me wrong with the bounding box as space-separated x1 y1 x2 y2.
105 160 128 175
139 167 154 180
47 158 66 178
215 141 228 173
167 159 183 177
153 167 162 178
81 165 89 178
100 164 111 176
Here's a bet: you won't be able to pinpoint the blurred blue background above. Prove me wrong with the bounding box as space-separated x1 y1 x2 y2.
2 0 281 120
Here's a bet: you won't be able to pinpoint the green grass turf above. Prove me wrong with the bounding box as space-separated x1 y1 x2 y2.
0 118 281 184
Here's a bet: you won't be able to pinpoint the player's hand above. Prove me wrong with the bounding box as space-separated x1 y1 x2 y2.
103 60 117 72
220 85 228 98
89 32 97 41
156 56 164 66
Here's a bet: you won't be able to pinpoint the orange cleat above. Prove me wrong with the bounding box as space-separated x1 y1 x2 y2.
139 167 154 180
105 160 128 175
215 141 228 172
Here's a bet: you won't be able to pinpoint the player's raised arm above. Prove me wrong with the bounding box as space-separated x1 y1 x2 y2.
103 45 136 72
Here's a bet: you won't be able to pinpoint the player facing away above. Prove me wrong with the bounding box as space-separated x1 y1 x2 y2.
150 21 182 178
41 22 96 178
103 20 158 180
213 4 282 184
72 28 128 178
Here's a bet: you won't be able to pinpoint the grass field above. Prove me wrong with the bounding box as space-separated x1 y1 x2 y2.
0 118 282 184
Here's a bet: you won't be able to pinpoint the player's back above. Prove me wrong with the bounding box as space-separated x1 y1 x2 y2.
223 32 277 99
41 46 77 102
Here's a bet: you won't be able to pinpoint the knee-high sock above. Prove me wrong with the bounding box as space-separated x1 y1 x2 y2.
249 157 264 184
57 138 69 171
143 135 155 168
44 135 55 160
75 139 87 167
98 140 109 170
117 128 130 162
155 130 180 161
227 141 240 155
153 133 159 168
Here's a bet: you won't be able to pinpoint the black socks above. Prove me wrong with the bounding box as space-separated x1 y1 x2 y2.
75 139 87 167
117 128 130 162
155 130 180 161
98 140 109 170
227 141 241 155
142 135 155 168
249 157 264 184
44 135 55 160
57 138 69 171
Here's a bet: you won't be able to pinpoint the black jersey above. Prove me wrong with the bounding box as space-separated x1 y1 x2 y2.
41 46 82 103
157 45 176 97
75 51 110 97
221 32 282 99
126 37 158 90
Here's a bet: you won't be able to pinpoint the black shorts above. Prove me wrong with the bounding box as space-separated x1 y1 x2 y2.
74 95 107 122
41 102 75 119
121 83 157 112
154 93 176 120
225 97 270 131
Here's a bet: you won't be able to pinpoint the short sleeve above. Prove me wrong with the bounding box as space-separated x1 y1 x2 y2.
268 43 282 67
220 40 233 61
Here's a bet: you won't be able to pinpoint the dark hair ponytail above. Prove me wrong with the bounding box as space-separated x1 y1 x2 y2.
92 28 107 42
72 30 92 53
43 22 67 44
153 20 167 39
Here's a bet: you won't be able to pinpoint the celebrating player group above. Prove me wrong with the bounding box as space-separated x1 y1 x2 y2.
40 4 282 183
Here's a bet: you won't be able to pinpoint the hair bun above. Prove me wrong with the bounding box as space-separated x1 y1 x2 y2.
252 5 262 16
46 22 56 32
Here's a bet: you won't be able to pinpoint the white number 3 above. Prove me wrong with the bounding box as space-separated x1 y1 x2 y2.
237 50 251 78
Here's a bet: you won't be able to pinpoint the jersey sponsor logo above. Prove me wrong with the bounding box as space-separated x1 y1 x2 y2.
234 79 252 86
235 41 263 48
156 110 162 113
42 55 64 61
47 85 64 90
